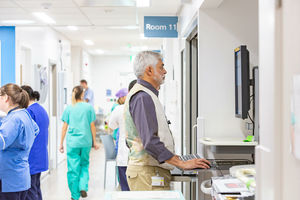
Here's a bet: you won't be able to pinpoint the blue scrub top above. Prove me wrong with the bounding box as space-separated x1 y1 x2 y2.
27 103 49 175
0 109 39 192
84 88 94 106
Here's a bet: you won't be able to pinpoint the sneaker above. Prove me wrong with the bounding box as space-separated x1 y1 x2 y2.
80 190 88 198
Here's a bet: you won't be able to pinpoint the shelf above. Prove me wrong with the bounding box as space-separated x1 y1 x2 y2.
199 137 257 154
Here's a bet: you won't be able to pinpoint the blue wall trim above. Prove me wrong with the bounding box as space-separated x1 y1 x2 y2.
0 26 15 85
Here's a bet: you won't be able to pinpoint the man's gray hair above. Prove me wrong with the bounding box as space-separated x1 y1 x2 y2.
133 51 162 78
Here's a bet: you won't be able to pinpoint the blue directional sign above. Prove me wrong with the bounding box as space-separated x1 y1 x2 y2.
144 16 178 38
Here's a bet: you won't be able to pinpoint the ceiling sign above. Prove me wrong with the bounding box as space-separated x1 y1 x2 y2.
144 16 178 38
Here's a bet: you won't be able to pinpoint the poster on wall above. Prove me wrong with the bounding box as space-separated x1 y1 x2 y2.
34 64 48 104
291 75 300 160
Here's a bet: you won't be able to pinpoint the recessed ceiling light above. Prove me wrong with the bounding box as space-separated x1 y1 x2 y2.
1 20 35 25
67 26 78 31
136 0 150 7
84 40 94 46
32 12 56 24
107 26 139 30
95 49 104 54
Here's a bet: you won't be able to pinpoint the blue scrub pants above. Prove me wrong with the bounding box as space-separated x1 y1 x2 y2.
0 191 28 200
67 147 91 200
25 173 42 200
118 166 130 191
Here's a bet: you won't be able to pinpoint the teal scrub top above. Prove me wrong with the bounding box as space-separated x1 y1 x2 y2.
61 102 96 148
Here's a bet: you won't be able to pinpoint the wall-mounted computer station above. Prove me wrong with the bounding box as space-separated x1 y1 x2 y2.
192 45 259 200
187 4 258 199
199 45 258 153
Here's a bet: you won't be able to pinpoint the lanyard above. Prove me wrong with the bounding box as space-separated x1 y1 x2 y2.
7 106 20 115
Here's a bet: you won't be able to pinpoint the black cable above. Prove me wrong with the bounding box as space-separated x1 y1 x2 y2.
248 112 254 124
251 154 255 164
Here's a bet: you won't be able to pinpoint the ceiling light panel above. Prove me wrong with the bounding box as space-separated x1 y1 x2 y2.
32 12 56 24
75 0 135 7
1 20 35 25
84 40 94 45
14 0 76 8
67 26 78 31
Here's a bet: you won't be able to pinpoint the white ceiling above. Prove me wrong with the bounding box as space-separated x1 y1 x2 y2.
0 0 182 55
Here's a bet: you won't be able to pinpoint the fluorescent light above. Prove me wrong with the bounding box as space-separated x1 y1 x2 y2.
136 0 150 7
84 40 94 46
67 26 78 31
1 20 35 25
107 26 139 30
32 12 56 24
95 49 104 54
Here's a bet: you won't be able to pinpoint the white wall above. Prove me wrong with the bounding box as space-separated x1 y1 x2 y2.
179 0 204 36
164 0 259 154
90 55 135 114
15 27 72 169
282 1 300 198
71 46 82 86
197 0 258 138
256 0 300 199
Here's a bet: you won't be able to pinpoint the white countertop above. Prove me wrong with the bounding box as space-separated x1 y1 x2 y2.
199 137 258 146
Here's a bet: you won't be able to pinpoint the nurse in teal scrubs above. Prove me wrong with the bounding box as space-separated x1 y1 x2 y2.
60 85 99 200
0 84 39 200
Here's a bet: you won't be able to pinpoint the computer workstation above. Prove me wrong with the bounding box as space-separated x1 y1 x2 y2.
171 45 259 200
201 45 258 200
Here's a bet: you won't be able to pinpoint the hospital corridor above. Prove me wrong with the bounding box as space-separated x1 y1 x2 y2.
41 148 105 200
0 0 300 200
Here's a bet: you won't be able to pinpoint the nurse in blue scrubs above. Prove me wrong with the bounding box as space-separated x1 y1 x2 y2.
21 85 49 200
0 83 39 200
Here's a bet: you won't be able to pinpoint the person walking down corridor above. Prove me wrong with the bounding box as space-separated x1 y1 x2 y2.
60 86 100 200
0 84 39 200
21 85 49 200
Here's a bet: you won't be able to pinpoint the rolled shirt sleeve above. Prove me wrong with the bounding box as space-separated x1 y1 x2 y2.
129 91 174 163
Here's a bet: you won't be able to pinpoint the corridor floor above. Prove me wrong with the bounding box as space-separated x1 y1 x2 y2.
41 145 108 200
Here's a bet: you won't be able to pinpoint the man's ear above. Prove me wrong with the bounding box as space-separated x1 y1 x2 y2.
145 66 153 76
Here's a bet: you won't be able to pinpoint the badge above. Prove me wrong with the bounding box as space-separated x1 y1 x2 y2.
151 176 165 186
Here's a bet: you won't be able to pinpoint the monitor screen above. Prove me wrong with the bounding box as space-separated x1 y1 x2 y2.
235 45 250 119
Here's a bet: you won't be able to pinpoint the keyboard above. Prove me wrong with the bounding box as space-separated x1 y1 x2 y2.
179 154 202 161
179 154 252 170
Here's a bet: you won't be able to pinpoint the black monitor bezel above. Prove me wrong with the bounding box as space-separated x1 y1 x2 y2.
234 45 250 119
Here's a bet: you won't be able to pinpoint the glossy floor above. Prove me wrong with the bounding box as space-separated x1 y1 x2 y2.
41 144 115 200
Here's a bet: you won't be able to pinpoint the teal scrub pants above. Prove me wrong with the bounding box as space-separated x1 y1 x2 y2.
67 147 91 200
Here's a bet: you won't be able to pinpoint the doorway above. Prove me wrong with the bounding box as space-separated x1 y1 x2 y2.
19 47 32 85
182 28 198 200
48 61 58 171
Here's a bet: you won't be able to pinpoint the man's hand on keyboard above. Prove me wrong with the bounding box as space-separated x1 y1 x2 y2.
181 158 211 170
166 155 211 170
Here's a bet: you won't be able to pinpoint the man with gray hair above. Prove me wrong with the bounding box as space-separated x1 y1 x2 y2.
124 51 210 191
